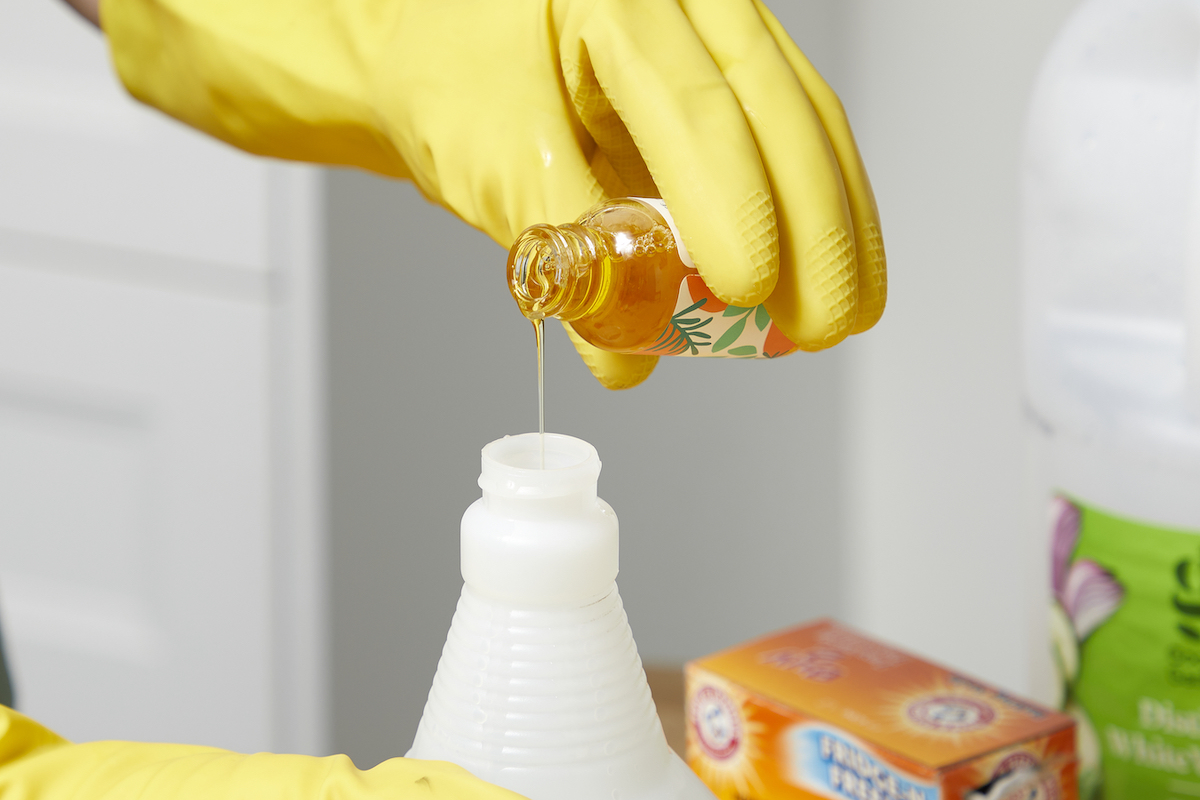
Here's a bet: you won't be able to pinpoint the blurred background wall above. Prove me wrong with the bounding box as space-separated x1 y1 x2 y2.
835 0 1077 702
0 0 1082 772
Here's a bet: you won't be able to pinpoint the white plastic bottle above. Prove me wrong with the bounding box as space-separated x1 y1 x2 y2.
1023 2 1200 798
407 432 715 800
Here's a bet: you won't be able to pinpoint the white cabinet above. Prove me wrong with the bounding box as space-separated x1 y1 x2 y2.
0 1 326 756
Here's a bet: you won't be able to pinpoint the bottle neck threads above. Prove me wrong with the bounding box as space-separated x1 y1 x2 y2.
508 223 612 322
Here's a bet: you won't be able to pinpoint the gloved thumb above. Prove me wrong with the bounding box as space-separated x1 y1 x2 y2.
563 323 658 390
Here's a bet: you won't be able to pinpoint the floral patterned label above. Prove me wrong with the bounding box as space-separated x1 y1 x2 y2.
633 278 801 359
1050 496 1200 800
629 198 799 359
632 276 801 358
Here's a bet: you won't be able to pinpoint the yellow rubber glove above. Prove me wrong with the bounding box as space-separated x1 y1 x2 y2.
101 0 885 389
0 705 527 800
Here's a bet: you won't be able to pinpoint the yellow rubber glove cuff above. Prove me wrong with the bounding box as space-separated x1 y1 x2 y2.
100 0 886 388
0 706 528 800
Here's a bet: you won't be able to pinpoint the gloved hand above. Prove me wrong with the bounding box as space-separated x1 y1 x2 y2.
0 705 527 800
101 0 885 389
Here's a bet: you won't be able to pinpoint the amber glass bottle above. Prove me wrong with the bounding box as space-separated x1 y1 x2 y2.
507 198 798 358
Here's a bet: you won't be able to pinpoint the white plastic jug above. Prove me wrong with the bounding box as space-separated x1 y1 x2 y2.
1024 2 1200 797
407 433 714 800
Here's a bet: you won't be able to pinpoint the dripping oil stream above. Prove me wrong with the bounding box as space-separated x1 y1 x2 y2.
534 318 545 469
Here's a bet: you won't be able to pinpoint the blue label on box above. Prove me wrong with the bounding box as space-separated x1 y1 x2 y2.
785 724 941 800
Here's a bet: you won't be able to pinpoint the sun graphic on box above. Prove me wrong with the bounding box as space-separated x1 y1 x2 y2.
686 676 767 798
879 678 1015 746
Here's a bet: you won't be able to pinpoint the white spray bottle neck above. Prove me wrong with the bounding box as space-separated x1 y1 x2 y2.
463 433 617 605
408 433 716 800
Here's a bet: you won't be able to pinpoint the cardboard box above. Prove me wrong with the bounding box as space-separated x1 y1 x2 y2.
685 620 1076 800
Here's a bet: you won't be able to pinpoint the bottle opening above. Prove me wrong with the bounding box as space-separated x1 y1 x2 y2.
479 433 601 499
508 223 609 323
508 225 565 320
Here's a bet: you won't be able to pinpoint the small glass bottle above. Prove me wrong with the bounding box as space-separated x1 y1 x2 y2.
507 198 799 359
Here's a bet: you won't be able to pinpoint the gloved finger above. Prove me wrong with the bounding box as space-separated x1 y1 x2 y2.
753 0 887 335
559 56 657 199
681 0 857 350
563 323 658 390
380 2 609 247
558 0 779 309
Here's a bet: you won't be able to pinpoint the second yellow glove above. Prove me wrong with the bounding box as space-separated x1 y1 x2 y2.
0 705 529 800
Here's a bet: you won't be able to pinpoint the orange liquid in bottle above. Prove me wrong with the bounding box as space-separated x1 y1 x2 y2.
565 202 694 353
508 197 799 363
507 199 694 353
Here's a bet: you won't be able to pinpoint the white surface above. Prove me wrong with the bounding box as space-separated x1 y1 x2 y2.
409 434 713 800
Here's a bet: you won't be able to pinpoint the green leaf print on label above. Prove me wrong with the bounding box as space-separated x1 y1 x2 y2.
644 299 714 356
1050 496 1200 800
712 315 749 353
635 275 800 358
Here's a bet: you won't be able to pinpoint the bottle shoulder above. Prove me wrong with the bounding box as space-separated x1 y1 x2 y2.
577 199 678 266
579 198 665 237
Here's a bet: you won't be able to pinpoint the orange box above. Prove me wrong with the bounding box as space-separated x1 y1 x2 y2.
685 619 1076 800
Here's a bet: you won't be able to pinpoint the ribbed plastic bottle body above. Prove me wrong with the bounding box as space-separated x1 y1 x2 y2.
1023 3 1200 797
508 199 800 359
407 433 715 800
